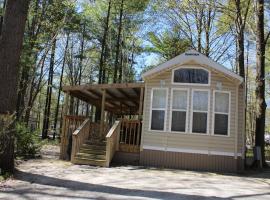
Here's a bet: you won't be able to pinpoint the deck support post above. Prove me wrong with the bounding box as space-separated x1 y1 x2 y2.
137 87 144 145
60 92 70 160
100 89 106 139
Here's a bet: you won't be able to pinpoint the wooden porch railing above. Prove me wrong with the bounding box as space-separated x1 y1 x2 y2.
60 115 87 160
71 118 91 163
119 120 141 153
105 120 121 167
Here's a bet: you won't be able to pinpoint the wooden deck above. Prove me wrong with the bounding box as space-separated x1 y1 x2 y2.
60 82 145 166
60 116 142 166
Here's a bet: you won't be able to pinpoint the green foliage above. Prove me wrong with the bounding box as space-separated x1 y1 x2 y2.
146 30 190 60
15 123 42 158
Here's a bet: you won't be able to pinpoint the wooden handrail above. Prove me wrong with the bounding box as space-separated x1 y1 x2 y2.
71 118 91 163
119 119 141 153
73 119 89 136
105 120 121 167
60 115 88 160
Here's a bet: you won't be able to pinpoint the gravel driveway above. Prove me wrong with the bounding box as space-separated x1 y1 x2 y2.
0 145 270 200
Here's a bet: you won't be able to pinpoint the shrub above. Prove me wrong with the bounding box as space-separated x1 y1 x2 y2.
15 123 42 158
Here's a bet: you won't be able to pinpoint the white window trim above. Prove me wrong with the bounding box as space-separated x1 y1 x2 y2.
171 65 211 86
212 90 231 137
149 88 168 132
169 88 189 133
190 89 210 135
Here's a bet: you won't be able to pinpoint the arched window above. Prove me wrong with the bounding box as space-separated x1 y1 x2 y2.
173 67 209 85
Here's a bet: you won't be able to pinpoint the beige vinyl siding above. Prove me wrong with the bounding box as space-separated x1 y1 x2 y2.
142 63 244 155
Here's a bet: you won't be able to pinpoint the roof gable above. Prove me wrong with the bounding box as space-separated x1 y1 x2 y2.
142 49 243 83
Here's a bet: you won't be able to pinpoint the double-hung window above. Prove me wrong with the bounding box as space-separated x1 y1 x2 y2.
150 88 167 131
171 89 188 132
213 91 230 136
191 90 209 134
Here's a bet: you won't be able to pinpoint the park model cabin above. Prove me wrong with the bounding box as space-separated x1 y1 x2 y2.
60 49 245 172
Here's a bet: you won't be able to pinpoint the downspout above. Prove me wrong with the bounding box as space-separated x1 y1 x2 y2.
140 82 147 152
234 84 239 159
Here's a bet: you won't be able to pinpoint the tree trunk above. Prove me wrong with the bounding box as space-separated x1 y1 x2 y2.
53 34 69 139
95 0 111 121
235 0 244 78
234 0 251 78
0 0 30 173
254 0 267 166
0 0 6 34
113 0 124 83
76 25 85 115
42 38 56 139
98 0 111 84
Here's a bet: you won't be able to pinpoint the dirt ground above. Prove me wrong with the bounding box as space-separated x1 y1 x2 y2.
0 145 270 200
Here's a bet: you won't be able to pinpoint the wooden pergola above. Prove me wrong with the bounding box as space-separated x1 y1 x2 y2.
62 82 145 138
62 82 145 115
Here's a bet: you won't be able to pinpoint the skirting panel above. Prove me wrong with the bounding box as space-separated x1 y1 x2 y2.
140 149 244 172
112 152 140 165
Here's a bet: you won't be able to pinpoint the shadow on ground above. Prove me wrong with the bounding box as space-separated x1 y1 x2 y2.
0 170 269 200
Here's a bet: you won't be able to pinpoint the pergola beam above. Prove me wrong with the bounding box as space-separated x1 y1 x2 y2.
63 82 145 115
118 88 139 106
106 90 131 108
63 82 144 92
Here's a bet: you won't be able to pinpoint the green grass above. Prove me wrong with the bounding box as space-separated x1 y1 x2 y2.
0 172 12 181
41 138 61 146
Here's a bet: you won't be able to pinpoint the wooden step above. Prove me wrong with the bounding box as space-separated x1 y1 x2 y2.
76 152 106 160
81 144 106 150
79 148 106 155
84 140 106 145
73 157 107 167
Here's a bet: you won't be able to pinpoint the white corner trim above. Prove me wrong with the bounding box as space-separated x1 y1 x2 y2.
142 145 242 157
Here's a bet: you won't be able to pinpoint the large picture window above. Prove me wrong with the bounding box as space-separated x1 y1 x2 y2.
191 90 209 134
213 91 230 136
150 88 167 131
173 68 209 84
171 89 188 132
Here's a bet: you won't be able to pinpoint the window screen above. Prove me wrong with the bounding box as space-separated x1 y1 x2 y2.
150 89 167 131
214 92 230 135
192 90 208 134
171 90 188 132
174 68 209 84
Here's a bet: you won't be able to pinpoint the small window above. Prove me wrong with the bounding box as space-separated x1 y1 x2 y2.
150 89 167 131
171 89 188 132
213 91 230 135
192 90 209 134
173 68 209 84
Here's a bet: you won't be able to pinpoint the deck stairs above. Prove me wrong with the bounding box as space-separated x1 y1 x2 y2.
73 140 107 167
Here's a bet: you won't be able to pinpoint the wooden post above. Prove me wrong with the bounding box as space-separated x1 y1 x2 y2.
100 89 106 139
60 92 70 160
137 87 144 145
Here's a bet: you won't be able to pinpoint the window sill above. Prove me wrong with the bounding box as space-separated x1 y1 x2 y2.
211 133 230 137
